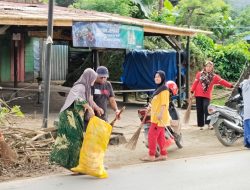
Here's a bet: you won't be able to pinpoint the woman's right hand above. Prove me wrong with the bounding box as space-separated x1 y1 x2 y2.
88 107 95 118
146 103 151 111
189 91 194 100
95 106 104 116
84 104 95 118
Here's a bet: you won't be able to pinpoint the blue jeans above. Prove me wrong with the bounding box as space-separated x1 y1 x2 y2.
244 119 250 148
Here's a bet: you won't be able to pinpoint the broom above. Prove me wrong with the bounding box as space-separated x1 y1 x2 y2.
110 106 126 127
183 97 193 124
125 109 149 150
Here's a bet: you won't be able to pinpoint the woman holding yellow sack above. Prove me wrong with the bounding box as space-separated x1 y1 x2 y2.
50 68 97 169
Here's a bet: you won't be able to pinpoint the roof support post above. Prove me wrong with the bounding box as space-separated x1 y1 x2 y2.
161 35 179 51
177 49 182 108
42 0 54 128
13 40 18 89
161 35 183 107
186 36 190 99
93 49 100 70
169 36 182 50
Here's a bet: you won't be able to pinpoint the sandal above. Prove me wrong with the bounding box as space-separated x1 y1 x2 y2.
208 125 214 130
71 172 86 176
156 155 167 161
140 156 156 162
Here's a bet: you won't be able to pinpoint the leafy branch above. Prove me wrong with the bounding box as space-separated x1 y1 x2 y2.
0 99 24 126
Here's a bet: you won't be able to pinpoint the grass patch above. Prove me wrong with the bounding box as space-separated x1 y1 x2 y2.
211 97 227 106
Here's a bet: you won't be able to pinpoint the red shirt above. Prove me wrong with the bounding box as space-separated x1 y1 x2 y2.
191 71 233 100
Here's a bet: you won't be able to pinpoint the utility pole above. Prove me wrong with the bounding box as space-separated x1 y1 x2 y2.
42 0 54 128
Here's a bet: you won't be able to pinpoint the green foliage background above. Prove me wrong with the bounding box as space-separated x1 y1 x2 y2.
192 34 250 82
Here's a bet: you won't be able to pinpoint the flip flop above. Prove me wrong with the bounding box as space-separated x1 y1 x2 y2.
155 155 167 161
208 125 214 130
140 156 156 162
71 172 86 176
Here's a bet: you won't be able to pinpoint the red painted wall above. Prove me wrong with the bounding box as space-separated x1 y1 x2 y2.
10 34 25 82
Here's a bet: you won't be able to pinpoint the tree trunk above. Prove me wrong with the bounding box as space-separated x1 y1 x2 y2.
159 0 164 13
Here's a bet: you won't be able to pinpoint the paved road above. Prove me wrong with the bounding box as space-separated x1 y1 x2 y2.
1 150 249 190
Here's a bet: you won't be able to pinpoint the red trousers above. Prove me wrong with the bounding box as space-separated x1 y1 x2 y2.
148 123 168 156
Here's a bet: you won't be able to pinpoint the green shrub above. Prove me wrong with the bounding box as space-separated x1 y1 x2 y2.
192 34 215 58
213 42 250 81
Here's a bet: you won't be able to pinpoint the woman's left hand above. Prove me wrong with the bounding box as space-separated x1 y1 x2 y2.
157 113 163 120
88 107 95 118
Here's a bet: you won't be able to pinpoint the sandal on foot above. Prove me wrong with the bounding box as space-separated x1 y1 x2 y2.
208 125 214 130
140 156 155 162
71 172 86 176
156 155 167 161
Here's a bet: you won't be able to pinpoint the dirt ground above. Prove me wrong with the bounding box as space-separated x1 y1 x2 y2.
0 89 245 182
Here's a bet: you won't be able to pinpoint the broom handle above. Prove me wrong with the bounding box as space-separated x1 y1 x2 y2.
110 106 126 126
160 120 174 139
140 109 149 126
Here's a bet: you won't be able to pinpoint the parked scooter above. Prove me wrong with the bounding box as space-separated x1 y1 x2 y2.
138 81 183 156
207 94 244 146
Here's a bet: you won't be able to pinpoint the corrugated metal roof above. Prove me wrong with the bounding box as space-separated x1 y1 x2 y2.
0 1 212 36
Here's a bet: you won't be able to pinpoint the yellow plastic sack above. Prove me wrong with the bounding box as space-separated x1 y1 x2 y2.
71 116 112 178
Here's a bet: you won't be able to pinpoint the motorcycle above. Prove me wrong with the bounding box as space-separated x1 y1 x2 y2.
207 94 244 146
138 99 183 156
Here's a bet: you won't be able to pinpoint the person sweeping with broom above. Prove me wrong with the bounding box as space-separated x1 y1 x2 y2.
140 70 173 162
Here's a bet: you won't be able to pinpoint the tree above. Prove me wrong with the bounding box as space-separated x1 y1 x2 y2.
73 0 135 16
208 14 235 43
235 6 250 33
73 0 158 18
130 0 156 17
175 0 235 42
159 0 164 13
149 0 178 25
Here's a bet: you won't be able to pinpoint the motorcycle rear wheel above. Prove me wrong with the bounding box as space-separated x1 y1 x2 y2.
214 118 238 146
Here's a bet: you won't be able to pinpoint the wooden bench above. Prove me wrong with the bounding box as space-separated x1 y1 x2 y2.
110 80 156 102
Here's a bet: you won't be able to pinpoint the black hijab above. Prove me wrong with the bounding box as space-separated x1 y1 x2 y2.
152 70 168 97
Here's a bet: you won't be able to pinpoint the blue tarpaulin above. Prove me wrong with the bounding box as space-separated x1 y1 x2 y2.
121 50 177 89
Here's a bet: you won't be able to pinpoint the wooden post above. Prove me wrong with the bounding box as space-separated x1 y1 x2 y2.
177 50 182 108
93 49 100 70
186 36 190 99
12 33 21 89
13 40 18 89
